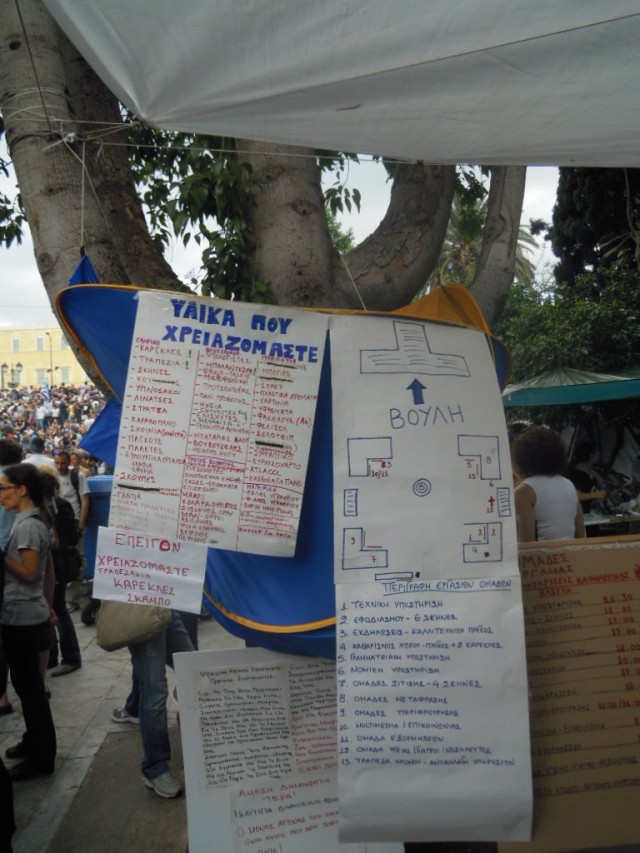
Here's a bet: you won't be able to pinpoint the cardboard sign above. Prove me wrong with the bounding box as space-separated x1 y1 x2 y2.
500 536 640 853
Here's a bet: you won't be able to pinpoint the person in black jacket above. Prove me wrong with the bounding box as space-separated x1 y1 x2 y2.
39 471 82 676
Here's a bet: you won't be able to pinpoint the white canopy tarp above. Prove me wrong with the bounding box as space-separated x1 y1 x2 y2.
44 0 640 166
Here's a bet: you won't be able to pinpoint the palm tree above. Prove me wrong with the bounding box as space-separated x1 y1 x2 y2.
428 192 538 290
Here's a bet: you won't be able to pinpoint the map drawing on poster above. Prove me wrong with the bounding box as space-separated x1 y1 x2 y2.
330 314 532 842
331 315 518 584
109 292 328 556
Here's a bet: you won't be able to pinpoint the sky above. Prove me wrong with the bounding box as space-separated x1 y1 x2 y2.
0 163 559 329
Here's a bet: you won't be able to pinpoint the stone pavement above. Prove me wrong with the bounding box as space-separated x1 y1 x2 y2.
0 595 243 853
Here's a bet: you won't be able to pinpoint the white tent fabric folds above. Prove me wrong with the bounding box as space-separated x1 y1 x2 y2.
44 0 640 166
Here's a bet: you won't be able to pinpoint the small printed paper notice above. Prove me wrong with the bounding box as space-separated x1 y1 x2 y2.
92 525 207 613
337 580 533 843
109 291 328 556
174 647 402 853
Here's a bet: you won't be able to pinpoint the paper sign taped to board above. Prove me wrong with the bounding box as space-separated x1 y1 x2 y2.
500 536 640 853
109 291 328 556
174 647 402 853
93 525 207 613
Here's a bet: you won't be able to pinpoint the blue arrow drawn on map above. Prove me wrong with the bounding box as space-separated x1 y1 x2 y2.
407 378 426 404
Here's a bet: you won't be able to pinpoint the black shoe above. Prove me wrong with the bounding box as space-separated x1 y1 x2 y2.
5 740 27 760
8 760 54 781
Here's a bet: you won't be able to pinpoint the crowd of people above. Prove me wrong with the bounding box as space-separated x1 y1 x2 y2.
0 382 107 470
0 387 199 847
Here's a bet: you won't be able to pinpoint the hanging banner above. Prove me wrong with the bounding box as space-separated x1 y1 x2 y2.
330 315 517 584
330 315 532 841
109 292 328 556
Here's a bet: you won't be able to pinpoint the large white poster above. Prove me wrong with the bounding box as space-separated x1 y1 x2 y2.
330 314 532 842
331 315 518 583
110 292 328 556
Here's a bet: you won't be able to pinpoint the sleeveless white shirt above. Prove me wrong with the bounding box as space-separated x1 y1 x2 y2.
522 475 578 540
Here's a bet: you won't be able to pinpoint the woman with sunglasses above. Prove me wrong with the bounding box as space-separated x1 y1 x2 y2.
0 463 57 780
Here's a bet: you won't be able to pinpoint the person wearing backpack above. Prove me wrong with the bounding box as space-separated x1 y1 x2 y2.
39 471 82 676
54 451 90 612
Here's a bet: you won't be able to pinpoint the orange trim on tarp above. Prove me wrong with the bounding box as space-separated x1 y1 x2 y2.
204 588 336 634
55 282 507 393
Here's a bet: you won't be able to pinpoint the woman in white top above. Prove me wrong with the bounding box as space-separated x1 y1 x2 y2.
512 426 585 542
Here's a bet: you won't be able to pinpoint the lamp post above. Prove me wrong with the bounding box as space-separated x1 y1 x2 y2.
45 331 53 379
11 362 23 388
1 363 7 391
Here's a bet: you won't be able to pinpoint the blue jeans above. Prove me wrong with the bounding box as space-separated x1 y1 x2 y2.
126 612 194 780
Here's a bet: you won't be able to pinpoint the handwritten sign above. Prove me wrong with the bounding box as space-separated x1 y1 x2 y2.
174 647 402 853
110 292 328 556
230 772 341 853
329 314 532 841
336 580 533 843
499 536 640 853
330 315 517 583
93 525 207 613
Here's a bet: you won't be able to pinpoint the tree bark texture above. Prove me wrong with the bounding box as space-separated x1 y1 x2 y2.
237 142 456 311
469 166 527 327
339 164 456 311
2 1 525 337
0 1 182 306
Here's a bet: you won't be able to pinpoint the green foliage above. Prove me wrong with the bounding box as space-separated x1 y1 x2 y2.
125 123 268 301
551 167 640 286
326 209 355 254
0 142 26 248
495 254 640 429
318 152 362 217
431 170 537 288
497 254 640 381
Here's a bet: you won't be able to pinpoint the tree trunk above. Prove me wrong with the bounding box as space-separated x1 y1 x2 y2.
469 166 527 327
236 140 336 307
339 164 456 311
58 38 185 291
239 142 456 311
0 1 183 304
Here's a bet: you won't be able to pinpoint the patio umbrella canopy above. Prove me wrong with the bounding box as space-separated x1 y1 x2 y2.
502 367 640 407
